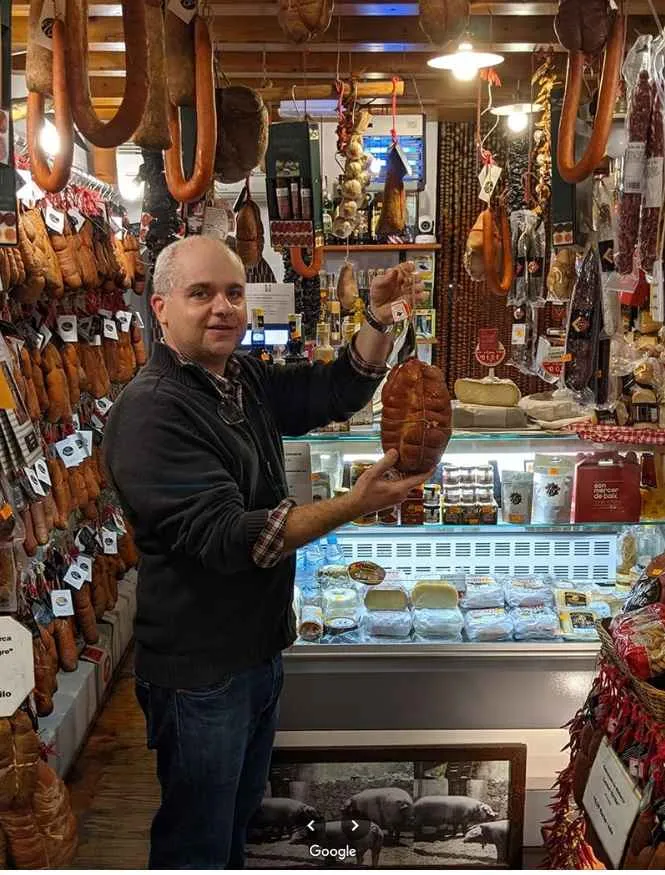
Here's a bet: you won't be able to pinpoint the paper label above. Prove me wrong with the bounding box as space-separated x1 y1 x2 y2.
95 397 113 417
583 736 642 868
98 309 113 319
63 563 85 590
90 414 105 431
478 164 503 204
116 311 132 333
43 204 65 234
38 326 52 350
112 511 127 534
68 208 86 233
651 260 665 322
390 299 412 323
78 430 93 458
76 555 93 583
56 314 77 343
101 528 118 555
35 0 59 50
511 323 527 346
109 214 123 232
34 458 51 487
133 311 145 329
0 617 35 717
103 318 119 341
50 588 74 617
645 156 664 209
167 0 197 23
55 435 83 468
25 467 45 497
91 334 102 347
624 142 647 194
71 413 81 431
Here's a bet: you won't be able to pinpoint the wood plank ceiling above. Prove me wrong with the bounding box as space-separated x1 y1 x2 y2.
10 1 665 121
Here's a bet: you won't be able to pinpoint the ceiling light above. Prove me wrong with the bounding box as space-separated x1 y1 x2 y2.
490 102 543 134
427 42 505 82
39 120 60 157
118 174 144 203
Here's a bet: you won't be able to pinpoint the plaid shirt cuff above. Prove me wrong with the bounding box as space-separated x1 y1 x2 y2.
348 335 390 380
251 498 296 568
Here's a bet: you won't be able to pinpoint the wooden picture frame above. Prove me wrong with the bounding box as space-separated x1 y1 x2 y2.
247 743 527 870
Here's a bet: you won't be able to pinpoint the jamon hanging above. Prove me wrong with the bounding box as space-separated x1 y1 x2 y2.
133 0 172 151
277 0 334 44
418 0 470 47
214 87 269 184
377 147 408 236
381 358 452 475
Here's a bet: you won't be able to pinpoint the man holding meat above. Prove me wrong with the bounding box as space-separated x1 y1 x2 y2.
103 235 427 869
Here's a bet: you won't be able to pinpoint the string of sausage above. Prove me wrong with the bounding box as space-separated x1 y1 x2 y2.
482 207 514 296
163 16 217 204
557 11 626 184
27 19 73 193
65 0 148 148
289 246 324 279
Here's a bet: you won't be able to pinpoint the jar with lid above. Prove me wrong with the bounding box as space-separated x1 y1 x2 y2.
442 466 461 486
458 468 474 486
320 565 361 635
461 487 480 525
442 487 463 525
476 487 498 525
473 466 494 486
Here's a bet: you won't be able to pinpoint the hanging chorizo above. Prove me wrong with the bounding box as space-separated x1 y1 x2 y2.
482 207 514 296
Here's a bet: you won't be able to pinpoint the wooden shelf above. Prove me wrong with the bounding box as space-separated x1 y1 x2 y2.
323 244 441 253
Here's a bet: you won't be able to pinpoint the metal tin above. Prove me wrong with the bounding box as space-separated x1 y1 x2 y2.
423 483 442 502
423 502 441 525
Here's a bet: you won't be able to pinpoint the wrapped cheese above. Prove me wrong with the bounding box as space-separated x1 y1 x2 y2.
412 580 458 610
511 607 561 641
460 575 504 610
464 608 514 642
365 586 409 612
454 376 521 408
413 608 464 641
363 610 413 639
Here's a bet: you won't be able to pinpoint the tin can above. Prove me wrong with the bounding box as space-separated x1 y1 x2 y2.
442 466 461 486
378 504 399 525
400 496 424 525
423 483 442 503
423 501 441 525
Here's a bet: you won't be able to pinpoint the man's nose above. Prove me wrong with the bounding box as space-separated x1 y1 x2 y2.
212 293 233 315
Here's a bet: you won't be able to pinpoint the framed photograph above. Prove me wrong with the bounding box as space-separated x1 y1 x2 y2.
246 744 526 869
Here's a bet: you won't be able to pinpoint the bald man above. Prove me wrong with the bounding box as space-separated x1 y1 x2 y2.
103 236 427 869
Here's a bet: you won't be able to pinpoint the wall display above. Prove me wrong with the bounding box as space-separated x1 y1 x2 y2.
245 744 526 870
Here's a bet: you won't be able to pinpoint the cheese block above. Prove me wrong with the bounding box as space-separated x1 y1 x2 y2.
365 586 409 612
452 401 526 429
454 376 521 408
555 588 590 610
412 581 458 610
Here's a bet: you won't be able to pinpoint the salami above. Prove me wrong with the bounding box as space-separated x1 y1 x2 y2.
482 207 514 296
639 84 663 274
165 12 195 106
564 247 602 394
133 0 172 151
26 0 52 94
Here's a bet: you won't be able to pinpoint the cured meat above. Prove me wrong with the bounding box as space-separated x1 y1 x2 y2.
165 11 195 106
419 0 470 47
236 196 264 269
564 247 602 394
381 358 452 475
214 87 269 183
377 147 408 236
554 0 612 54
277 0 333 43
133 0 171 151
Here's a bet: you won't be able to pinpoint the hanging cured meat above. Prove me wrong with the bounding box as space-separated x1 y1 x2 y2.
481 207 514 296
65 0 148 148
556 2 626 183
419 0 470 47
214 87 269 184
381 358 452 475
133 0 172 151
277 0 334 44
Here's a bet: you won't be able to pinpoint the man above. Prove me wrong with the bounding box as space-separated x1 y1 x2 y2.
103 236 429 869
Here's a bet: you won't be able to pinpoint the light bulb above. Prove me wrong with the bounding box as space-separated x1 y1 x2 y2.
369 156 382 175
507 111 529 133
452 52 479 81
39 121 60 157
118 175 144 203
606 125 628 159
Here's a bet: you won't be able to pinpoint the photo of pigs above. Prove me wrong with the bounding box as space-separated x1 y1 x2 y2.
246 758 513 868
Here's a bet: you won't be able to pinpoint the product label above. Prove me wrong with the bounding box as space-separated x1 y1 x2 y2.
43 204 65 233
75 555 93 583
115 311 132 333
511 323 527 346
68 208 86 233
478 164 503 203
645 156 664 209
35 0 65 51
624 142 647 194
55 435 83 468
50 588 74 617
56 314 78 343
569 308 593 339
34 458 51 487
101 528 118 555
63 563 85 590
348 561 386 586
103 318 119 341
167 0 197 23
25 466 45 497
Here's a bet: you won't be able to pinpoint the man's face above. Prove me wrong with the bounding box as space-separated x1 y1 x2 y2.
152 240 248 369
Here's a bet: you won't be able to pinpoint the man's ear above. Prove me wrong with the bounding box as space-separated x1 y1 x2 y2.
151 295 167 326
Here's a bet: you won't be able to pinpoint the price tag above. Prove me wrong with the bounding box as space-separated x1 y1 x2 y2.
50 588 74 617
478 164 503 204
91 334 102 347
75 526 97 555
390 299 412 323
133 311 145 329
55 435 83 468
43 204 65 234
78 430 93 458
25 466 46 497
56 314 78 343
109 214 123 232
95 397 113 417
34 458 51 487
63 563 85 590
76 555 93 583
91 414 105 430
511 323 527 346
651 261 665 323
98 309 113 319
103 318 119 341
38 326 53 351
0 617 34 718
71 413 81 431
101 527 118 555
168 0 197 23
116 311 132 333
68 208 86 233
475 329 506 367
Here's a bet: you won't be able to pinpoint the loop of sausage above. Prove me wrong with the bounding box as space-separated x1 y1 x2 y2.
290 246 324 279
557 13 626 184
163 16 217 204
482 208 514 297
27 19 74 193
65 0 148 149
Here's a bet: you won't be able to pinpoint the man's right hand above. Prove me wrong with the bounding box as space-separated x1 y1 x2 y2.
349 450 433 517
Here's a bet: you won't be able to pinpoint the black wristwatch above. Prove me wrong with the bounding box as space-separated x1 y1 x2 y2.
364 305 392 335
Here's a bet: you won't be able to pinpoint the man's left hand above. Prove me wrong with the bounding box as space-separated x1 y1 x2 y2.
369 261 427 326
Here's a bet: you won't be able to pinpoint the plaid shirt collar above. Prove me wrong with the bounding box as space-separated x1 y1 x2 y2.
163 340 243 409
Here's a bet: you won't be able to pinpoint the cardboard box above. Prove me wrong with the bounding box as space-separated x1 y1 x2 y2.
81 639 113 703
572 452 641 523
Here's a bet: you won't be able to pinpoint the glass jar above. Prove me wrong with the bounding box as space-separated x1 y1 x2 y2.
442 487 463 525
321 567 361 635
476 487 498 525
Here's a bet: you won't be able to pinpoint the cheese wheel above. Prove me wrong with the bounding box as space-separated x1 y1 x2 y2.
365 587 409 612
454 377 521 408
412 581 458 610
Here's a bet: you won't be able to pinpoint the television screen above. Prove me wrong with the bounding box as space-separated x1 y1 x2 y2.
363 135 425 191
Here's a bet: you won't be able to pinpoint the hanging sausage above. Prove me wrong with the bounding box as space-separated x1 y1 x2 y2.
163 16 217 203
26 9 73 193
556 2 626 184
482 207 514 296
65 0 149 148
277 0 334 44
133 0 172 151
418 0 470 47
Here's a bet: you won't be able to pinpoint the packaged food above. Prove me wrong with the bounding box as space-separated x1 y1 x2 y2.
423 483 441 502
401 494 425 526
378 505 399 526
412 580 458 610
461 575 504 610
611 604 665 679
590 587 627 618
501 472 533 524
442 487 464 525
423 502 441 526
531 456 574 524
413 608 464 641
511 607 562 641
464 608 514 642
363 609 413 640
555 587 592 610
365 584 409 612
476 487 498 525
616 527 639 583
298 605 323 642
624 553 665 612
559 609 599 640
505 577 554 608
571 452 641 524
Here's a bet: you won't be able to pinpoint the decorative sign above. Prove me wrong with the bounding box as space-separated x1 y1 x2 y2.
475 329 506 368
284 442 312 506
583 736 642 868
0 618 34 717
245 284 295 326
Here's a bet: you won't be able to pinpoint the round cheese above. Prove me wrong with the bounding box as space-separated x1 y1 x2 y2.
412 581 458 610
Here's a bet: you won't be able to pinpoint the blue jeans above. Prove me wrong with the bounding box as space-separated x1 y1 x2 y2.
135 654 283 869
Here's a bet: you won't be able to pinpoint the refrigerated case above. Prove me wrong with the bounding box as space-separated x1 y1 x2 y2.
277 427 661 848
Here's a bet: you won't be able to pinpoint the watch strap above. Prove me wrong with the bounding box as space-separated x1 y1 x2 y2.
364 305 391 335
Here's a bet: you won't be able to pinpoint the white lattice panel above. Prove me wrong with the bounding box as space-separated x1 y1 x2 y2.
337 530 617 581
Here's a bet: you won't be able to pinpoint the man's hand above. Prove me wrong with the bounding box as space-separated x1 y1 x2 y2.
348 450 433 516
369 262 428 326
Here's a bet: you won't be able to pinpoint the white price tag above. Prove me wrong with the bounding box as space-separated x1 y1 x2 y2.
91 334 102 347
103 318 119 341
25 467 45 497
0 618 35 717
50 588 74 617
101 527 118 555
78 430 93 458
76 555 93 583
95 397 113 417
56 314 78 343
43 204 65 234
116 311 132 333
645 156 664 209
511 323 527 346
651 260 664 323
71 413 81 431
63 563 85 590
34 458 51 487
624 142 647 194
133 311 145 329
35 0 56 50
168 0 197 23
98 309 113 319
90 414 105 430
68 208 86 233
38 326 53 351
55 435 83 468
478 164 503 204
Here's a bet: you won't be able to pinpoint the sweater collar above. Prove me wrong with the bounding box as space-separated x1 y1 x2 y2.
148 342 241 393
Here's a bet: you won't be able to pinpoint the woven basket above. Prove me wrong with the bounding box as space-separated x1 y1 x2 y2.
598 619 665 723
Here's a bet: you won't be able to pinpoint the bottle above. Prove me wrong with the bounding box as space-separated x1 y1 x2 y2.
249 308 272 363
322 179 334 241
285 313 307 363
305 539 325 577
325 534 346 565
313 322 335 364
275 176 292 220
329 300 341 348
